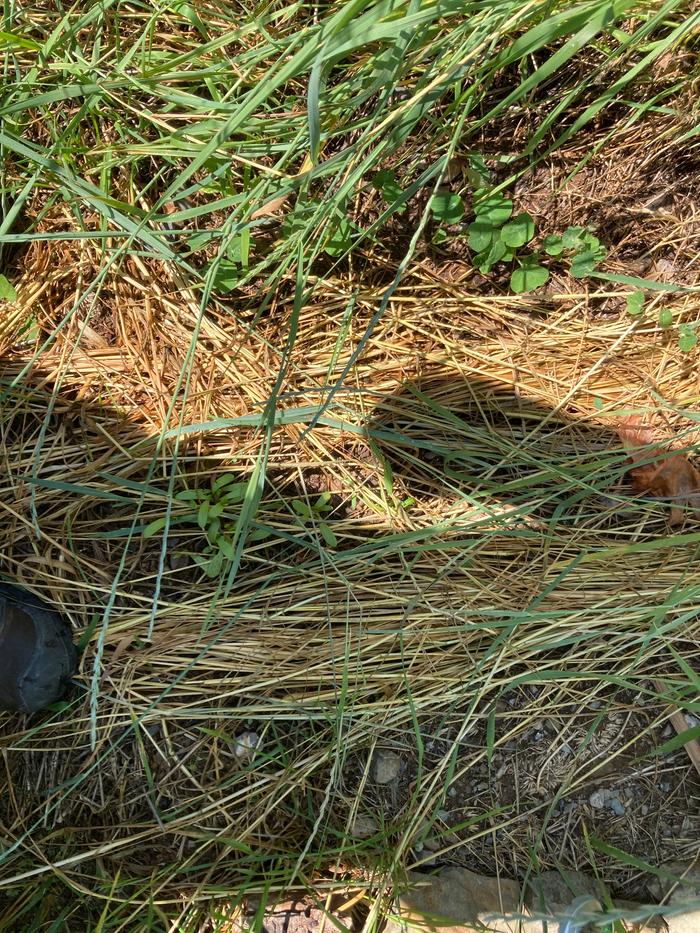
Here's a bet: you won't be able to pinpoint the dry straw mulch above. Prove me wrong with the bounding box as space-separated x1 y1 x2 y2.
1 137 699 923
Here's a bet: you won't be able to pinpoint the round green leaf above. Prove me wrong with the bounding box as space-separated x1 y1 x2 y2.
562 226 586 249
678 324 698 352
430 192 464 224
510 263 549 293
659 308 673 329
468 220 494 252
475 237 507 273
582 232 601 250
484 237 507 268
543 235 564 256
679 331 698 353
465 154 490 189
626 291 645 316
570 250 598 278
372 170 405 212
474 193 512 225
500 212 535 248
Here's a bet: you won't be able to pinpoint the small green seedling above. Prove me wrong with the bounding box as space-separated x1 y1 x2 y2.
464 153 490 190
626 291 645 316
467 190 545 292
430 191 465 225
659 308 673 329
510 254 549 293
372 169 404 210
207 231 255 293
291 491 338 548
282 200 361 258
678 323 698 353
543 225 607 278
631 297 697 352
144 474 270 579
431 191 465 243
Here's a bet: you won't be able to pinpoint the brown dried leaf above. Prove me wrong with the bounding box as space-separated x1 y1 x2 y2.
617 416 700 525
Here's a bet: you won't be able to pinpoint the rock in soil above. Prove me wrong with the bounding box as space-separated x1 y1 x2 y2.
648 861 700 933
350 813 378 839
385 868 666 933
371 748 402 784
238 898 354 932
383 867 538 933
0 581 77 714
526 869 605 915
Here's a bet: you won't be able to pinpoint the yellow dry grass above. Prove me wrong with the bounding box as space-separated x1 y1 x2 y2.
1 121 700 926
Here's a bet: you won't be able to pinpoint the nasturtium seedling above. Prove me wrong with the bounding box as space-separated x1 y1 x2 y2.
430 192 464 224
626 291 645 316
465 153 490 190
467 193 524 275
464 190 606 293
562 225 587 250
475 237 508 273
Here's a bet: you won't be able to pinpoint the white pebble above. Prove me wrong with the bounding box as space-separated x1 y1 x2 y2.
232 731 261 760
371 749 402 784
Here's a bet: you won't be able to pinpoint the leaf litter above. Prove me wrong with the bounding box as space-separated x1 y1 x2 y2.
617 416 700 527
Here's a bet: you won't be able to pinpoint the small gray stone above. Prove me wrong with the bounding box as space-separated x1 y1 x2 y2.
232 731 261 760
350 813 378 839
610 797 626 817
371 749 402 784
589 788 625 815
